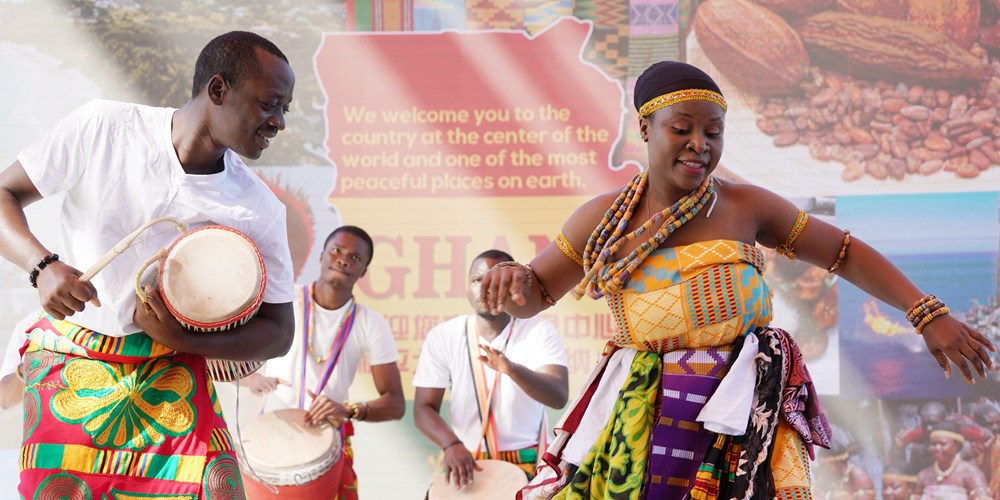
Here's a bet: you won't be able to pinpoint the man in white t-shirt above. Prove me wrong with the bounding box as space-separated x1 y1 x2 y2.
0 31 295 497
247 225 405 498
413 249 569 490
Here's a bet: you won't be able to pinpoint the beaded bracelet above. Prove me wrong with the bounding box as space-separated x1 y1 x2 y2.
345 401 356 419
525 264 558 307
826 230 851 273
906 294 941 324
488 261 559 307
914 306 950 334
489 261 536 288
28 253 60 288
555 233 584 267
775 211 809 260
906 294 950 334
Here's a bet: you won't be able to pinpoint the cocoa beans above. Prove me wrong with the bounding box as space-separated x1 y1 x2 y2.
835 0 906 19
748 0 833 19
694 0 809 95
795 12 990 86
907 0 980 49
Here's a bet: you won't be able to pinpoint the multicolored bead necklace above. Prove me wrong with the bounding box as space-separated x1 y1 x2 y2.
573 170 715 299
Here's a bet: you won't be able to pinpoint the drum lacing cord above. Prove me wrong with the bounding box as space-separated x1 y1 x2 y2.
234 377 281 494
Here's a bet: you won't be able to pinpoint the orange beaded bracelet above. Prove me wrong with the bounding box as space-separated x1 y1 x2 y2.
827 230 851 273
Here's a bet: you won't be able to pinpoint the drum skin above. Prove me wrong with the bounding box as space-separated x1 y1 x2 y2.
158 225 265 331
428 459 529 499
240 409 345 499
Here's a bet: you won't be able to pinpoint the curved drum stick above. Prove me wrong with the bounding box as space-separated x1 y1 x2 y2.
78 217 188 282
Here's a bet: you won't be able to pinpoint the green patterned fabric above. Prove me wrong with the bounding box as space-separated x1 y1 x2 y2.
554 351 661 499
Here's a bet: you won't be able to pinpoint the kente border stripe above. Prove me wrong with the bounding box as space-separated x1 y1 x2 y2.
21 443 205 484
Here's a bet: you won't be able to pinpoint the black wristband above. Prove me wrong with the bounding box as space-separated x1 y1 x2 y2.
28 253 59 288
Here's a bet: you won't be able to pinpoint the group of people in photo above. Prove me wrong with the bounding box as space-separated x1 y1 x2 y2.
0 28 995 500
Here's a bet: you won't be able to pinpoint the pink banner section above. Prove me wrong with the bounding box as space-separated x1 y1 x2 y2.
316 18 638 198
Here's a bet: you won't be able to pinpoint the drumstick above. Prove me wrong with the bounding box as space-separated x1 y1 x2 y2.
79 217 188 282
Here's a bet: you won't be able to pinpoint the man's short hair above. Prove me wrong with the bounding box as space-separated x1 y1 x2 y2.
191 31 288 99
471 249 514 273
324 225 374 265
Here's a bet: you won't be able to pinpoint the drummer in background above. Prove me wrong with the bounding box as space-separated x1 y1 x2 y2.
0 31 296 497
0 311 38 410
247 224 405 499
413 249 570 490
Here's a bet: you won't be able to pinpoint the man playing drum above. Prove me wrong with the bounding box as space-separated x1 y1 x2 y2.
0 31 296 498
413 249 570 491
247 225 406 499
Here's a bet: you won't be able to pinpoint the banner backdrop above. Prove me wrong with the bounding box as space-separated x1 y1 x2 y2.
0 0 998 497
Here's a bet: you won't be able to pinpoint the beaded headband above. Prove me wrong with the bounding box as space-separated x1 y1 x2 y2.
930 429 965 443
639 88 728 117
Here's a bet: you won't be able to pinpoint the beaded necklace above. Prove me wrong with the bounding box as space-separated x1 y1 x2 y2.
574 170 714 299
933 454 960 483
296 283 358 409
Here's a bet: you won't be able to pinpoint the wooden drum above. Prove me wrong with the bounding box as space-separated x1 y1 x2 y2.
135 224 267 382
429 459 529 499
240 409 345 499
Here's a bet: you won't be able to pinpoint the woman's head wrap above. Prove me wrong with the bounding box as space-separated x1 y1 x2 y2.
634 61 727 117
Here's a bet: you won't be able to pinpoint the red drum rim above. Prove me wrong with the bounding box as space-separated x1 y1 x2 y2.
157 225 267 330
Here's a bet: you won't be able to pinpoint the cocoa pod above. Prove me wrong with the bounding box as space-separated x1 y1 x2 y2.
694 0 809 95
907 0 980 49
795 12 990 86
982 20 1000 52
835 0 906 19
749 0 833 19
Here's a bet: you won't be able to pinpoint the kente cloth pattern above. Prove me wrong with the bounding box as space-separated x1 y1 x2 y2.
348 0 415 31
476 447 539 478
414 0 465 31
574 0 629 81
645 345 732 498
524 0 573 34
538 240 826 499
607 240 770 353
19 315 243 499
466 0 525 30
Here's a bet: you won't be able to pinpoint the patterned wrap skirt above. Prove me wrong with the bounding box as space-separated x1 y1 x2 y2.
18 314 245 499
523 241 831 499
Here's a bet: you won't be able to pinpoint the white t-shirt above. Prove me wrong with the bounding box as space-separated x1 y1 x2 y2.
412 315 568 452
0 313 37 378
18 99 293 337
262 288 399 409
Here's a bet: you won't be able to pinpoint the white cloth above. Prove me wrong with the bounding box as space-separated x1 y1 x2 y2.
697 334 759 435
18 99 294 337
0 313 38 378
412 315 568 452
263 291 399 409
558 347 636 465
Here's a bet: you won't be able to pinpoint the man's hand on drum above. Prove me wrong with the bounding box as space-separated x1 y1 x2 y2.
479 344 513 375
245 373 290 396
443 443 482 489
478 264 529 315
37 260 100 320
134 285 188 350
305 389 352 426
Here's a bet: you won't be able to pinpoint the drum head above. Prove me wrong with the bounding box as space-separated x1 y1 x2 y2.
429 459 529 499
242 409 339 470
160 226 264 325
